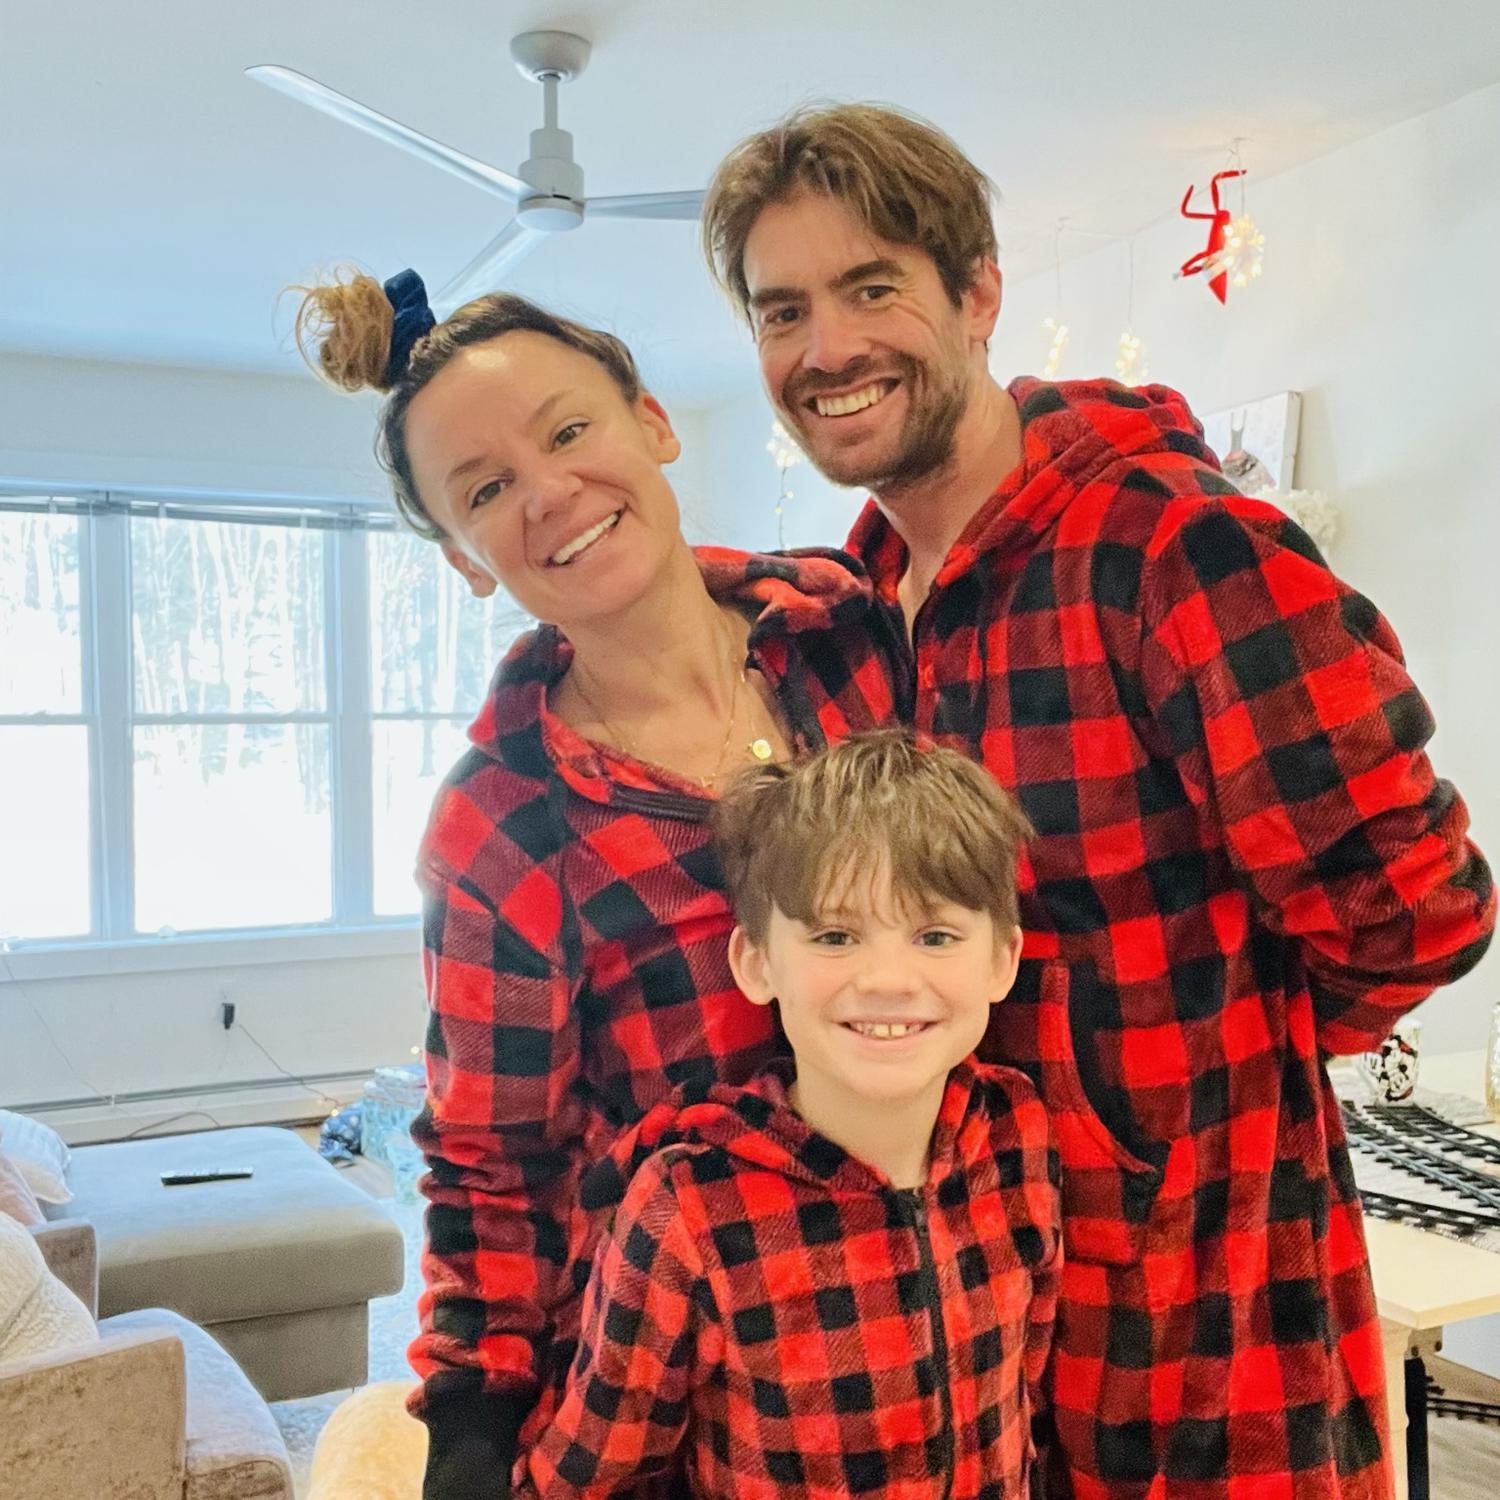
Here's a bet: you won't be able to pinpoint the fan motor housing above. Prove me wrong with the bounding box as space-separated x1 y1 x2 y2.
517 195 586 231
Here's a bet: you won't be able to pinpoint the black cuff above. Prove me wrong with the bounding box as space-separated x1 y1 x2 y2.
421 1387 533 1500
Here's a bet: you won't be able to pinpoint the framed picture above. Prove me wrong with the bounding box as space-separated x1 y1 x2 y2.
1199 390 1301 494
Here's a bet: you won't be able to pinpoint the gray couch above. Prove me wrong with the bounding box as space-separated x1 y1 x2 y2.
43 1125 406 1401
0 1221 293 1500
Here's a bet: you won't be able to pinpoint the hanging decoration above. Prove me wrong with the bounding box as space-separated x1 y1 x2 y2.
1114 330 1146 385
766 419 804 548
1208 211 1265 294
1114 237 1148 386
1177 142 1265 304
1043 318 1070 379
1041 221 1069 378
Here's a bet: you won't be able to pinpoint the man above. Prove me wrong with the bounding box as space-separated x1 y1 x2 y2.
702 104 1495 1499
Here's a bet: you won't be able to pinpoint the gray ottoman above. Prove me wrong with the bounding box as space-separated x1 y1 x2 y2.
48 1126 406 1401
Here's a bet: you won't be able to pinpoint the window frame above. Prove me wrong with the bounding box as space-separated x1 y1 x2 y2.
0 485 502 970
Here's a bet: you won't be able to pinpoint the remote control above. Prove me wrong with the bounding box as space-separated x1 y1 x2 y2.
159 1168 255 1186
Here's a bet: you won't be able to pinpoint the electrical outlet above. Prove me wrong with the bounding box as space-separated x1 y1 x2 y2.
219 1000 236 1030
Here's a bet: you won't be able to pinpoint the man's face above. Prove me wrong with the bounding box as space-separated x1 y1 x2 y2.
741 191 991 492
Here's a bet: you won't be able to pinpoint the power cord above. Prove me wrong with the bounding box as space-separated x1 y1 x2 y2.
1 945 344 1128
122 1109 226 1140
0 946 116 1108
229 1015 349 1115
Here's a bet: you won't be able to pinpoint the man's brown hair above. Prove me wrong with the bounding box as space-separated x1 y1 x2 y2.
713 730 1031 945
702 103 998 318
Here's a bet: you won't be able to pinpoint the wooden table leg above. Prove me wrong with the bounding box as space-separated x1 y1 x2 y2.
1381 1318 1411 1500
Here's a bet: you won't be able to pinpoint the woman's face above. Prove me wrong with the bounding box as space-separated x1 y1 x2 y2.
405 331 684 628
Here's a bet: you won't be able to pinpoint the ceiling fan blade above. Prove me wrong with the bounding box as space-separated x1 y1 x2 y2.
586 190 705 222
436 220 546 311
246 65 527 202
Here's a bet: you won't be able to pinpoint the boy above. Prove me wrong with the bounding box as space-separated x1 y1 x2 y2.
515 731 1060 1500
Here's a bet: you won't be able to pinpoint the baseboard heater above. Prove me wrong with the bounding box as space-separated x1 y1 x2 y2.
15 1068 378 1145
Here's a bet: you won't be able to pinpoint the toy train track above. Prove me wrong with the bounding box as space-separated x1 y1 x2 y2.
1341 1105 1500 1217
1427 1392 1500 1425
1424 1375 1500 1427
1357 1189 1500 1236
1361 1104 1500 1168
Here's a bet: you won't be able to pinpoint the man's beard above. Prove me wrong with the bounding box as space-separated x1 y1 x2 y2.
783 350 968 494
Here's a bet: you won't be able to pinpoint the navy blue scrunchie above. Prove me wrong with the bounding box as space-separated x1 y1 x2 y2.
382 269 436 387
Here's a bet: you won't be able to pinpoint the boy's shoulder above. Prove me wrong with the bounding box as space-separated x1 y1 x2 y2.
611 1131 754 1224
604 1138 716 1254
964 1059 1052 1151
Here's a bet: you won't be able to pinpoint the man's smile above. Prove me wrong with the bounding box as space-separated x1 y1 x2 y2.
809 380 899 418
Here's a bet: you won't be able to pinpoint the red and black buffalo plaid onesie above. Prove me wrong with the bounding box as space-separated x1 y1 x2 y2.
847 378 1495 1499
516 1058 1060 1500
408 548 900 1493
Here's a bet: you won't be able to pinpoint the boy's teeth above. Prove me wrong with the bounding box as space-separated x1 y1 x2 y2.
849 1021 925 1039
549 511 620 565
814 382 890 418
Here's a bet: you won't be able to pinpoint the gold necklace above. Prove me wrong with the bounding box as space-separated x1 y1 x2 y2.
571 625 775 788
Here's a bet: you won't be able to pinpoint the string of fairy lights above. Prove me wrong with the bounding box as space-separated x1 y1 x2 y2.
765 418 804 548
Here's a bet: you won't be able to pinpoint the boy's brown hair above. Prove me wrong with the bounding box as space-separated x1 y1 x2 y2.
702 103 998 319
713 730 1032 944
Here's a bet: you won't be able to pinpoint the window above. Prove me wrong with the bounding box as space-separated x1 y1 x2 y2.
0 491 529 947
0 505 90 940
131 512 333 931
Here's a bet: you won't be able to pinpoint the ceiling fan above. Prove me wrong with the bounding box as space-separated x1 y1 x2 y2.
247 30 704 311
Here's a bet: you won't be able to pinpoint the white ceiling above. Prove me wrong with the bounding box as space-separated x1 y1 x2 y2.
6 0 1500 405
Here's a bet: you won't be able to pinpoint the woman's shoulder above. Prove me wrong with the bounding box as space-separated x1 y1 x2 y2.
419 626 574 898
419 763 571 917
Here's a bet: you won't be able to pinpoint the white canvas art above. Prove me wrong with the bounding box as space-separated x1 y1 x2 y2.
1200 390 1302 493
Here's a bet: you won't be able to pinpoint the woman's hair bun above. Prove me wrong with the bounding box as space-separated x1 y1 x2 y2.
293 269 395 393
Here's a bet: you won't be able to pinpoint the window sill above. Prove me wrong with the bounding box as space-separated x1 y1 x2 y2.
0 922 421 983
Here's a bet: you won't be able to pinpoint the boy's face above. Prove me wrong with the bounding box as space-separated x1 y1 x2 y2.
728 860 1023 1116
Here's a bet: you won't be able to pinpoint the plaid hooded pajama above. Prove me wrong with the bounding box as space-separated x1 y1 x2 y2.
407 549 901 1491
518 1059 1060 1500
847 377 1495 1499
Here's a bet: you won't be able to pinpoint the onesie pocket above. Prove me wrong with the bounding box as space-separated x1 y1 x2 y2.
983 960 1165 1267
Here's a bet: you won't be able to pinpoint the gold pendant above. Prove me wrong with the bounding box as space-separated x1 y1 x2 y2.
748 738 774 762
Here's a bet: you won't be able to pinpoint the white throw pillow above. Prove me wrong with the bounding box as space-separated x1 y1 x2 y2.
0 1110 72 1206
0 1150 44 1228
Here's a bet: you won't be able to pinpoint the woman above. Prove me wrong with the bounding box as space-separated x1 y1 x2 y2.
296 270 900 1499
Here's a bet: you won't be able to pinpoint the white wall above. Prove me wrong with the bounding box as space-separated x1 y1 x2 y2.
693 79 1500 1058
0 354 425 1138
0 940 427 1140
0 350 386 500
690 393 867 555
